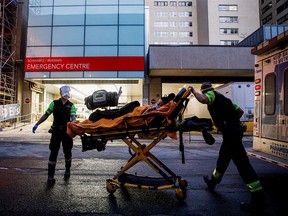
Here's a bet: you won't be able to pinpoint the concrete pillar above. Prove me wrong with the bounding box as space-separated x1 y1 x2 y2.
149 77 162 104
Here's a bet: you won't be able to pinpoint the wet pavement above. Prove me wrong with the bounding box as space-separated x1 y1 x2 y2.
0 123 287 216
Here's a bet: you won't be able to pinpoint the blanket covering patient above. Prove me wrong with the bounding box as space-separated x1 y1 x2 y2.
66 97 176 139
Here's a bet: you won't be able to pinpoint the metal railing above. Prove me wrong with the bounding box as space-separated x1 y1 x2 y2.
0 113 32 129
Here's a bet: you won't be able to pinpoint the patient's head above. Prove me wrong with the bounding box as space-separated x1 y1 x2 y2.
161 93 175 105
167 93 175 101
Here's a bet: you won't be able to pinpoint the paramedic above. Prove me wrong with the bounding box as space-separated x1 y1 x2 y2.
32 86 77 183
189 82 265 213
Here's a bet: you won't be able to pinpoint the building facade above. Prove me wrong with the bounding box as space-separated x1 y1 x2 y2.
146 0 260 45
1 0 263 125
259 0 288 25
145 0 198 45
25 0 146 117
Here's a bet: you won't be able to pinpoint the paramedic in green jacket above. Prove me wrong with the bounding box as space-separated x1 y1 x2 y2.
189 82 265 213
32 86 77 183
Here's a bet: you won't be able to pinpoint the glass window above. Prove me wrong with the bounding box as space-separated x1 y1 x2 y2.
277 14 288 25
26 47 51 57
261 2 272 14
219 4 238 11
25 72 50 78
264 26 272 40
85 26 118 45
276 1 288 14
27 27 52 46
50 72 83 78
119 6 144 25
53 6 85 25
219 16 238 23
262 13 272 24
52 27 84 45
154 11 169 17
220 40 239 45
154 21 169 27
265 73 276 115
179 32 192 37
120 0 144 4
118 71 144 78
119 26 144 45
179 11 192 17
85 46 118 56
84 71 118 78
52 46 84 57
53 0 85 6
170 1 177 6
86 6 118 25
119 46 144 56
86 0 118 5
28 7 53 26
178 1 192 6
220 28 238 34
154 1 168 6
29 0 53 6
284 69 288 115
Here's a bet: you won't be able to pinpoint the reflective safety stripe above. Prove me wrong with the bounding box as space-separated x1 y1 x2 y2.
212 168 223 180
48 160 56 165
246 180 263 192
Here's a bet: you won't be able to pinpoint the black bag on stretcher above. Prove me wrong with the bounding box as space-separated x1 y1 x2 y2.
85 89 120 110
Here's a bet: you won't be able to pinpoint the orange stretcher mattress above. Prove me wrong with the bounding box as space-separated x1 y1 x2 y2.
66 100 176 138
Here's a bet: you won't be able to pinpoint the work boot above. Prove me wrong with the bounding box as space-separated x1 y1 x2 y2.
240 190 266 213
203 175 218 192
64 159 71 179
64 168 70 179
47 175 55 184
47 163 56 183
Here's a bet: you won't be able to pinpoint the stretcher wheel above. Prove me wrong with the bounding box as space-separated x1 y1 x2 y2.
178 178 188 189
175 188 186 201
106 180 117 194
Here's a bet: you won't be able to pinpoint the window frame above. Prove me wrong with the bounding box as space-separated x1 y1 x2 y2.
264 72 276 115
284 68 288 115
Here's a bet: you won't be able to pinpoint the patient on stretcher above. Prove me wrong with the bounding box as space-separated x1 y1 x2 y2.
142 93 175 115
66 94 176 139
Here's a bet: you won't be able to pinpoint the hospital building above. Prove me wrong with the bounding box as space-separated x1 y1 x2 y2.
1 0 287 124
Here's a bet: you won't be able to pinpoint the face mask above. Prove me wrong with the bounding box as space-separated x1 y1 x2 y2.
60 86 71 99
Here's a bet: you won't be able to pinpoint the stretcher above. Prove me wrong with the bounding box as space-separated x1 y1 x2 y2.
67 87 191 201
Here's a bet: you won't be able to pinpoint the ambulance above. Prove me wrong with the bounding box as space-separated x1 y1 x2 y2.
250 30 288 168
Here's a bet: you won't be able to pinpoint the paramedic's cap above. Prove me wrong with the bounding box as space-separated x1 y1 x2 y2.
60 86 71 99
200 82 214 93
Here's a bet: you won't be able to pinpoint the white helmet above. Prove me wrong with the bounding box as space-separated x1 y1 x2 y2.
60 86 71 100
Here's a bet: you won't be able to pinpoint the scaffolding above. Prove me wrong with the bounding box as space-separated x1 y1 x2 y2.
0 0 17 105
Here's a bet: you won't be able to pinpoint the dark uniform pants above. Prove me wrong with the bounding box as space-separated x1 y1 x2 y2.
216 125 258 184
49 129 73 165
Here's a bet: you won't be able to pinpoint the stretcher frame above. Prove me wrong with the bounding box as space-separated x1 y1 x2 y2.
81 88 191 201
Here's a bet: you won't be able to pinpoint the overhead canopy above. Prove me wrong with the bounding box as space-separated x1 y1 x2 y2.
148 45 255 78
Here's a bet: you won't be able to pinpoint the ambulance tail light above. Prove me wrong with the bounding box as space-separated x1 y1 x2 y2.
255 91 261 96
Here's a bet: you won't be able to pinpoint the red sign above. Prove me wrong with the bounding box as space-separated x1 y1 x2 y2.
25 56 144 72
150 99 157 105
24 98 30 104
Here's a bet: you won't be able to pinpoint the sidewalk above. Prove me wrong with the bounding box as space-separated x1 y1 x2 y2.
0 122 84 145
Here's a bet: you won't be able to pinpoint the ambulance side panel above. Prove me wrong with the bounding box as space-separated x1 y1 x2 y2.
253 47 288 161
